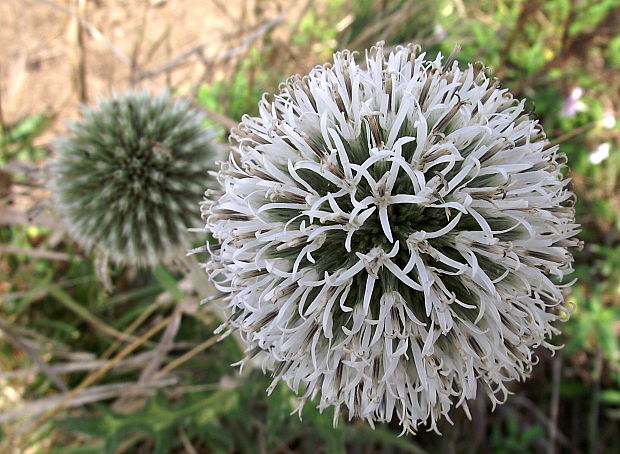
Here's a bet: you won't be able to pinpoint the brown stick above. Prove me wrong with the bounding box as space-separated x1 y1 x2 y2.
548 353 563 454
0 351 154 380
0 378 176 423
287 0 314 42
0 208 61 229
69 0 88 103
151 335 221 381
27 311 177 434
34 0 131 66
129 0 151 84
138 309 183 384
0 244 71 261
192 102 238 132
134 14 284 82
0 65 5 133
543 120 597 150
0 319 69 393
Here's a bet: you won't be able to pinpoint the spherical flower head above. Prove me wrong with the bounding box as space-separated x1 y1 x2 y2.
52 90 217 267
203 43 580 433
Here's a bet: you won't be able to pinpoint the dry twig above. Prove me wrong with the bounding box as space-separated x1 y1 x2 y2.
33 0 131 66
0 351 155 381
548 354 563 454
0 319 68 393
0 245 71 261
138 309 183 384
134 14 284 82
25 310 177 437
0 378 176 423
68 0 88 103
511 395 572 448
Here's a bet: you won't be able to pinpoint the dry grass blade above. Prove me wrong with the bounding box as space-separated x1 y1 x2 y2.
140 24 172 72
0 378 176 423
138 309 183 384
34 0 131 66
7 323 93 360
192 103 237 131
69 0 88 103
543 120 597 150
178 426 199 454
98 297 164 362
135 43 206 81
287 0 314 42
129 0 151 82
349 0 417 49
22 311 177 443
547 354 562 454
151 335 220 381
0 319 68 392
0 245 71 261
135 13 284 82
0 208 61 229
511 395 572 447
0 351 154 380
48 286 136 342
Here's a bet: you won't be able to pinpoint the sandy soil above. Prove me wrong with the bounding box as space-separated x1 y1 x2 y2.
0 0 298 141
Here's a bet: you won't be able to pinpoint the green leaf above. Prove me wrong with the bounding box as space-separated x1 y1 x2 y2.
152 265 184 301
4 114 49 144
344 423 430 454
47 441 105 454
55 391 240 454
56 414 108 437
600 390 620 404
521 424 545 444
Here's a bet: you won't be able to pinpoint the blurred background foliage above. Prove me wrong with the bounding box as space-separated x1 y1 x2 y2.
1 0 619 453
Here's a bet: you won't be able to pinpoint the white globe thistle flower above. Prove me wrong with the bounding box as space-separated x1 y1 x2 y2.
202 43 580 434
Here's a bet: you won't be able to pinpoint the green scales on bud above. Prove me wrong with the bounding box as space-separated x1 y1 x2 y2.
51 90 217 267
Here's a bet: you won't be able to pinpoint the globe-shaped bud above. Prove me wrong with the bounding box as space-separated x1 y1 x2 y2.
203 43 580 433
52 90 216 267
